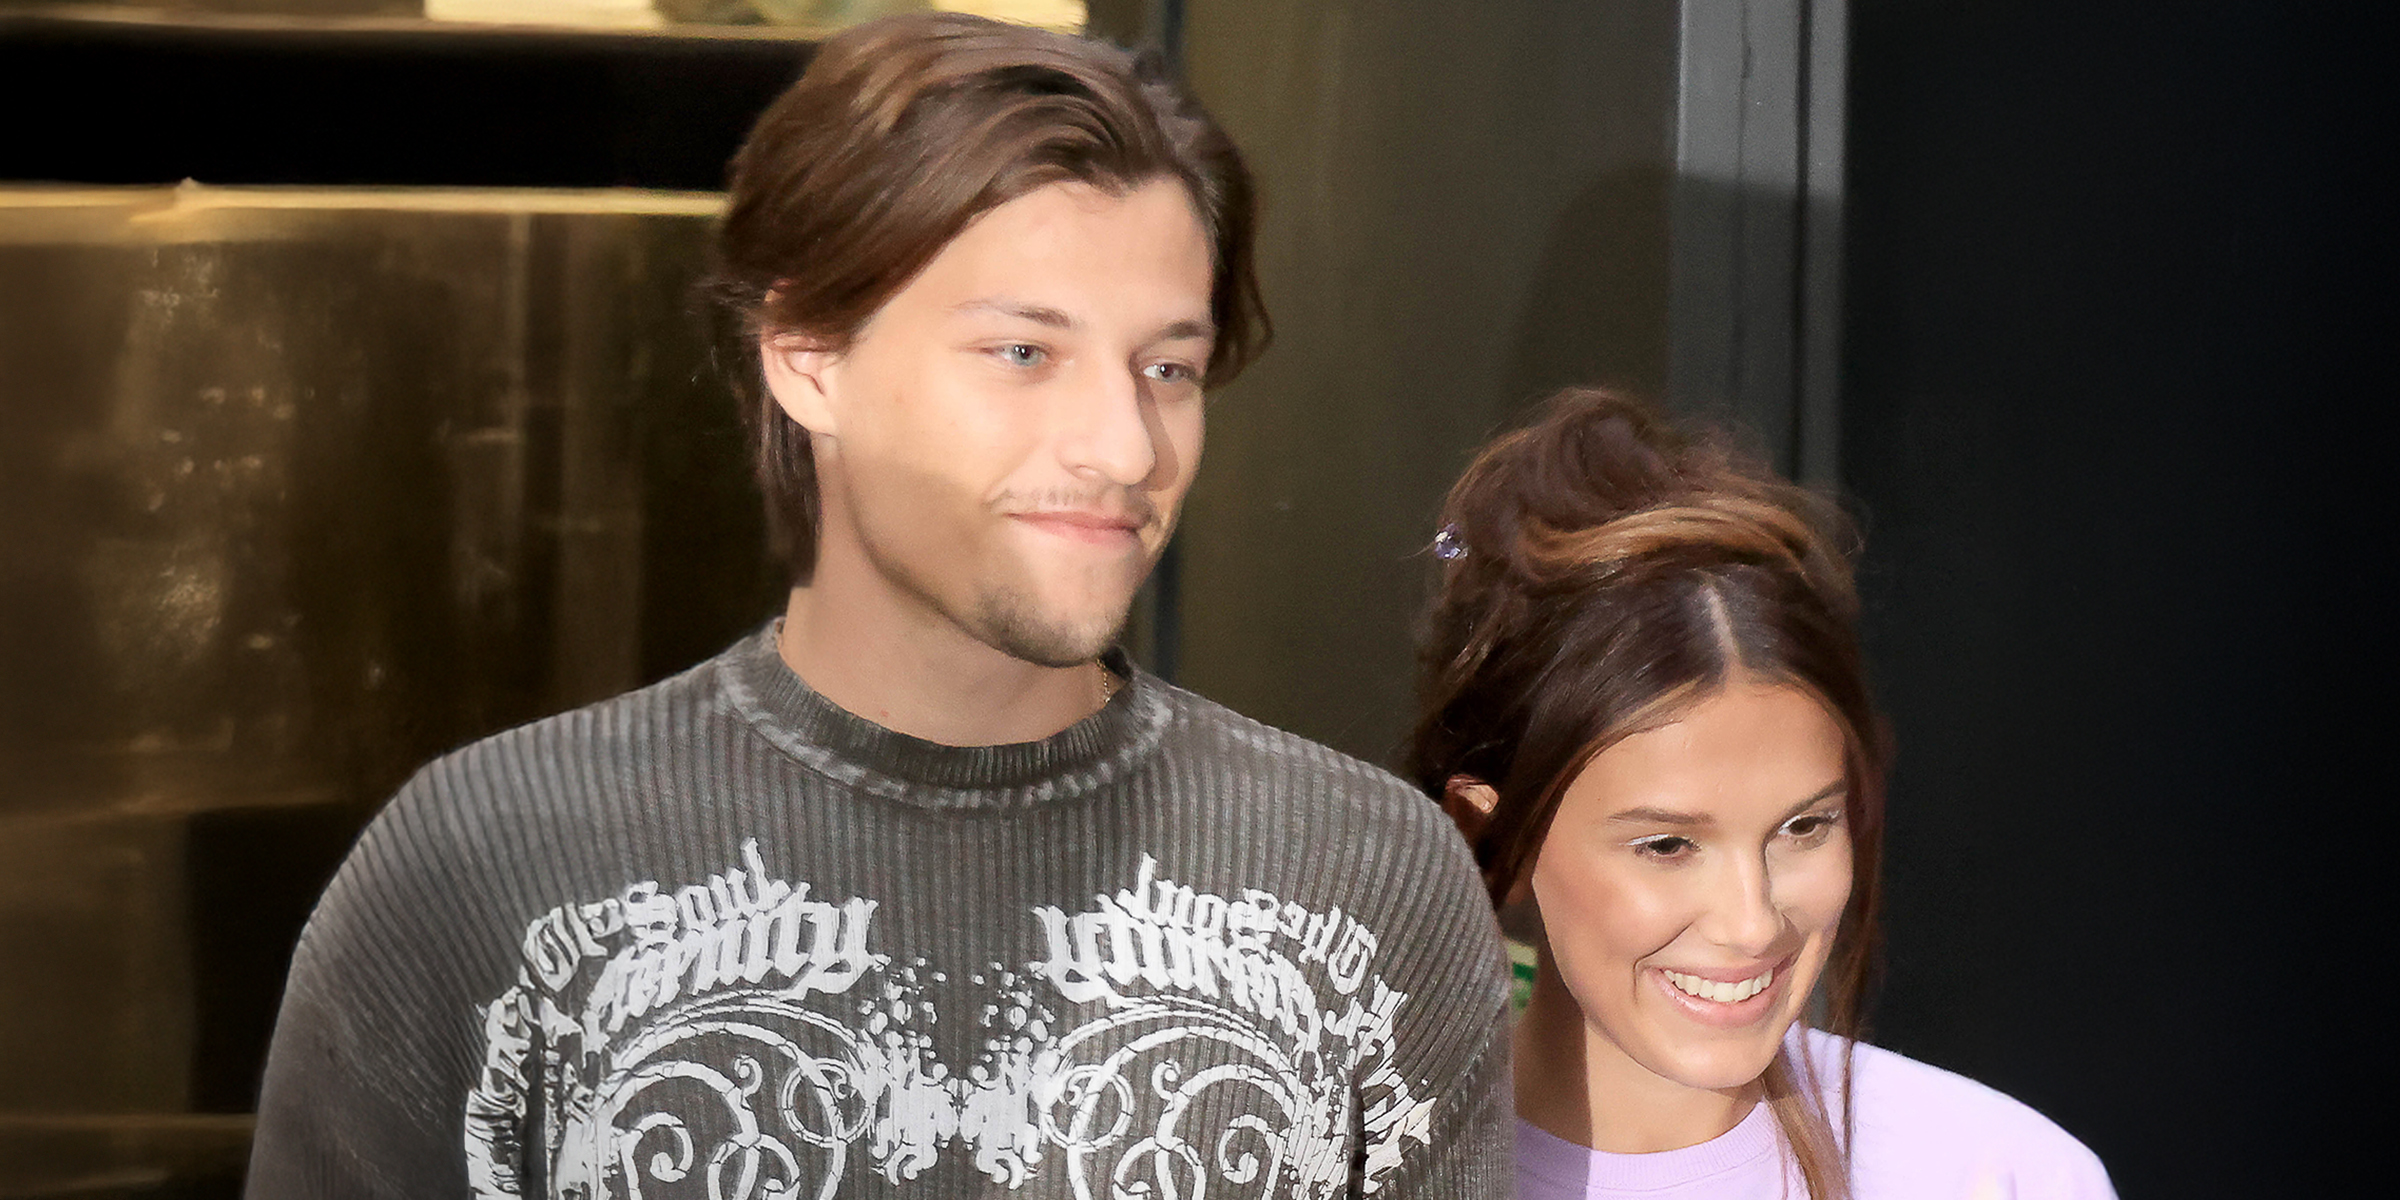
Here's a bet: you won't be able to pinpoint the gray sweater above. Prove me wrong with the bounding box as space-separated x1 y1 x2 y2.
247 626 1511 1197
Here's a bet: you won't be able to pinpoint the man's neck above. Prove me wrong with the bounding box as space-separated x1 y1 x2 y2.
776 579 1110 749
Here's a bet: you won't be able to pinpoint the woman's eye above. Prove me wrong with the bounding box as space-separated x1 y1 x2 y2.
1145 361 1197 384
1630 835 1694 860
994 343 1045 367
1782 812 1843 842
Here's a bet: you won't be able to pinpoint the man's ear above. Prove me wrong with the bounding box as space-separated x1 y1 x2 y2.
759 332 841 436
1442 776 1500 841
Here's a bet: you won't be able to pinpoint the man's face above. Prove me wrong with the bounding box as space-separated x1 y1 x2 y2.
766 179 1215 667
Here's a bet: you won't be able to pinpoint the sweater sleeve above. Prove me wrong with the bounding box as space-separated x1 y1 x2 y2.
246 771 493 1198
1368 1000 1513 1199
1348 778 1516 1199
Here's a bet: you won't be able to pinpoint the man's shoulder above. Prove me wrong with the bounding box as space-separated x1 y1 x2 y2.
303 643 753 967
1146 677 1460 849
1153 678 1431 796
378 641 741 836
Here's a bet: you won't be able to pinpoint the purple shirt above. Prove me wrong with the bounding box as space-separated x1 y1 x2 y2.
1514 1031 2115 1199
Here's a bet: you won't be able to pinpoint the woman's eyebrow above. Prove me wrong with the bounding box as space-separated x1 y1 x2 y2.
1779 782 1847 818
1605 806 1709 827
1606 782 1846 828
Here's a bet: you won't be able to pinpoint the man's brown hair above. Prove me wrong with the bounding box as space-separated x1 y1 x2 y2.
705 13 1268 581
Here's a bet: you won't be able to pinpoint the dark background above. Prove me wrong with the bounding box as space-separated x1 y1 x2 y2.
1843 4 2381 1194
4 1 2383 1194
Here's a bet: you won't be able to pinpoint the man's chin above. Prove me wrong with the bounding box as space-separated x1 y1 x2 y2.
971 593 1130 669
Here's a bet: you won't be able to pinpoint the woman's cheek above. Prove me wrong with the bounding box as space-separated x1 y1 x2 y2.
1535 850 1684 980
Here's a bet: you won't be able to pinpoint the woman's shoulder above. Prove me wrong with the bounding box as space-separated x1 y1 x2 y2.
1814 1031 2078 1136
1799 1029 2117 1199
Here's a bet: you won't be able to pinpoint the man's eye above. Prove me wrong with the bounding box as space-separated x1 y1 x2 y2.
1145 361 1197 383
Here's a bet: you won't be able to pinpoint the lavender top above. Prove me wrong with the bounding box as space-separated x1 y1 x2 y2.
1514 1030 2114 1199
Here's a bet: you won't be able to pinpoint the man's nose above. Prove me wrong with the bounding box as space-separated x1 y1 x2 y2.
1057 362 1162 488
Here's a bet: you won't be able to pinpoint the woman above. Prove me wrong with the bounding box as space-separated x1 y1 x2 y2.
1408 390 2112 1199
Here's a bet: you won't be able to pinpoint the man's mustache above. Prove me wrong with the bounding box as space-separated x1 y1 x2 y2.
993 486 1162 531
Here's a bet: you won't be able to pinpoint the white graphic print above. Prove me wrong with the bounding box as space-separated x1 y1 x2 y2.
465 844 1436 1199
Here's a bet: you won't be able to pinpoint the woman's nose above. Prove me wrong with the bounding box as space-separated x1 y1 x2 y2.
1696 854 1785 957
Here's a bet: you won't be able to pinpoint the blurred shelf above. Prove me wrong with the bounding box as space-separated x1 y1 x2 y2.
0 4 819 189
0 1113 253 1200
1 183 725 248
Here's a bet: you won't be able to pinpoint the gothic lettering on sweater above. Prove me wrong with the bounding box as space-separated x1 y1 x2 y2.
464 843 1438 1199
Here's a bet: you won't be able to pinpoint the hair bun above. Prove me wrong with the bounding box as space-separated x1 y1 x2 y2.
1528 494 1817 578
1440 388 1850 595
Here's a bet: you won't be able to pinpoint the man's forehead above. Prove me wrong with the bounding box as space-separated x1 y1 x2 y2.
935 182 1208 270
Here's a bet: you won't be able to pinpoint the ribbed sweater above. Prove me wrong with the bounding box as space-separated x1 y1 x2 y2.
246 624 1512 1198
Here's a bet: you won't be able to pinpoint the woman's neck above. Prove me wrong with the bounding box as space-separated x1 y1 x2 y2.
1512 955 1761 1154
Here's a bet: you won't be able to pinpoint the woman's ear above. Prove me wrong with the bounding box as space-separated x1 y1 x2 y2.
1445 775 1544 939
759 332 841 436
1442 776 1499 840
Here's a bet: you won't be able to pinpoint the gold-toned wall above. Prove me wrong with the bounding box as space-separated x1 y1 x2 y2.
0 186 779 1194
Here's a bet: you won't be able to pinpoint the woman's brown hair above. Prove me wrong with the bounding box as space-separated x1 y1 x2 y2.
705 12 1269 581
1406 388 1884 1199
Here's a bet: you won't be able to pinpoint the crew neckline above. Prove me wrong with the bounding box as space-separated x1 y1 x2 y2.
1515 1102 1780 1195
716 621 1170 810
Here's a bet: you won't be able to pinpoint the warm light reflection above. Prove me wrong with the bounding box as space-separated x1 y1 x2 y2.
932 0 1086 33
415 0 1087 33
425 0 665 28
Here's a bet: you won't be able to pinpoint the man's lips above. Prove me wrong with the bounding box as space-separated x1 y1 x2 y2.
1009 510 1147 544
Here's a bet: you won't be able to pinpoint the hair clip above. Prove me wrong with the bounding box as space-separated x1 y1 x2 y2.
1432 524 1468 561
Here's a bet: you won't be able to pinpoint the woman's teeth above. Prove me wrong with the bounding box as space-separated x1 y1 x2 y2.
1663 968 1773 1003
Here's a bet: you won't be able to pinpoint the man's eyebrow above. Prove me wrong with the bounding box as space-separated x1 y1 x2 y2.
951 300 1214 344
952 299 1075 328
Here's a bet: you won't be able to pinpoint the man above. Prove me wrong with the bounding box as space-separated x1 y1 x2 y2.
248 14 1509 1197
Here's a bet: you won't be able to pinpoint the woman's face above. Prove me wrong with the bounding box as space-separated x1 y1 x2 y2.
1531 680 1853 1096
